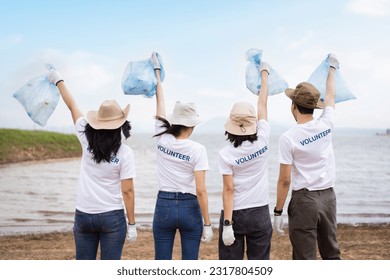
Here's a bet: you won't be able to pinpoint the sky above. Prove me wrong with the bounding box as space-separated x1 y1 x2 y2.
1 0 390 134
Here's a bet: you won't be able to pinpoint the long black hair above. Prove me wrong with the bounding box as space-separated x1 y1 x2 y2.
84 120 131 163
153 116 189 137
225 131 258 148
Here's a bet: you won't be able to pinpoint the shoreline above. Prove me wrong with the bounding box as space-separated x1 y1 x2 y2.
1 224 390 260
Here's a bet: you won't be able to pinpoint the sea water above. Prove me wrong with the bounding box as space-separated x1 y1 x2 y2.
1 132 389 235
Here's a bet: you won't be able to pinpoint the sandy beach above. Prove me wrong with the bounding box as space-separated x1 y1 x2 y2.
1 224 389 260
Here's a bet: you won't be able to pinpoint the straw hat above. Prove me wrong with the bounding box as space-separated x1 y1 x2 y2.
225 102 257 136
285 82 324 109
168 101 201 127
87 100 130 130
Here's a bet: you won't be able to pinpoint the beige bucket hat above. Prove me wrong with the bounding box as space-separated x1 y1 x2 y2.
225 102 257 136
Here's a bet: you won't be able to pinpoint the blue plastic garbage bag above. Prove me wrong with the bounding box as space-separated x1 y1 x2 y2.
13 64 60 127
121 54 165 98
245 48 288 96
307 54 356 103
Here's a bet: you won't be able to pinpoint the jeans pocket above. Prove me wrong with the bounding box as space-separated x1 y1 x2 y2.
154 202 170 223
100 211 123 233
185 201 202 224
74 210 86 233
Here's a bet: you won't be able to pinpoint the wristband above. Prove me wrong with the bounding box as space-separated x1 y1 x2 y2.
274 207 283 216
128 223 136 226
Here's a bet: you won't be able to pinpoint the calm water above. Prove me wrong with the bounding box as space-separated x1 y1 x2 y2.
1 132 390 235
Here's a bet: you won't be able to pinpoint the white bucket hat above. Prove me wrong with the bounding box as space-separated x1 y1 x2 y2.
86 100 130 130
168 101 201 127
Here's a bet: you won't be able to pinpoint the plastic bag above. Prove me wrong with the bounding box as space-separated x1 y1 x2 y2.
307 54 356 103
245 48 289 96
121 54 165 98
13 64 60 127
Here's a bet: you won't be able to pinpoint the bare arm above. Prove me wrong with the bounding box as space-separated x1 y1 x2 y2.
275 163 292 212
121 178 135 224
56 81 83 124
324 67 336 109
222 174 234 222
257 69 269 121
155 69 166 118
195 170 211 225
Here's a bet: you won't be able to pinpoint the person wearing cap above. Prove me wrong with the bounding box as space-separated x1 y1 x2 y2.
150 52 213 260
218 62 272 260
47 70 137 260
273 54 341 260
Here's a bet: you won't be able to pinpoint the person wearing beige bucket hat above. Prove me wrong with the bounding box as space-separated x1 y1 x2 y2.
217 61 273 260
149 52 213 260
273 54 341 260
47 69 137 260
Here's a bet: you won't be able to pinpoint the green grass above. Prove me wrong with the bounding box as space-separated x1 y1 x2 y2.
0 129 81 164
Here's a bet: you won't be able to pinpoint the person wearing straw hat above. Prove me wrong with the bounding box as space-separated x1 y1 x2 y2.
150 52 213 260
217 62 272 260
273 54 341 260
47 70 137 260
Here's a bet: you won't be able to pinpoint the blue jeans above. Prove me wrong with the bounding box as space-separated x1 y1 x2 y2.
153 191 203 260
218 205 272 260
73 209 127 260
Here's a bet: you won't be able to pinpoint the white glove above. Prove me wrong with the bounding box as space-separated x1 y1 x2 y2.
126 224 137 243
327 53 339 69
222 225 235 246
201 224 213 243
273 215 285 235
150 52 163 70
259 61 271 74
47 69 64 86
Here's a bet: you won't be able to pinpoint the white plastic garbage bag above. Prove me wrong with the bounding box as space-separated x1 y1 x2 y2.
121 54 165 98
13 64 60 127
307 54 356 103
245 48 288 96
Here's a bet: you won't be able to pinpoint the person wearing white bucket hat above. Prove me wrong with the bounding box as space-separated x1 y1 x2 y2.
47 70 137 260
150 52 213 260
273 54 341 260
217 61 273 260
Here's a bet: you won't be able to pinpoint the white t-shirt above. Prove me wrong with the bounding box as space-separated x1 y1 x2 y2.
218 120 270 210
155 119 209 195
75 117 136 214
279 106 335 191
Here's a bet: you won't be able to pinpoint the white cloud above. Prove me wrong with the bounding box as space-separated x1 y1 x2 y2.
0 34 23 49
346 0 390 16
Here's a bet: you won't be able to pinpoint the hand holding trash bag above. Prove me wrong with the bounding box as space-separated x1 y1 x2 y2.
47 69 64 86
307 53 355 103
245 48 288 96
121 52 165 98
13 64 61 127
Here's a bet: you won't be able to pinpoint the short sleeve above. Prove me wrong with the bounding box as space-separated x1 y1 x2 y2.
319 106 335 129
120 146 136 180
257 120 270 144
218 151 232 175
194 145 209 171
155 118 167 137
74 117 88 148
279 134 293 165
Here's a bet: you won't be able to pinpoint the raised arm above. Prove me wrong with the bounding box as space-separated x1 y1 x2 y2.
257 62 270 121
150 53 166 118
48 70 83 124
324 54 339 109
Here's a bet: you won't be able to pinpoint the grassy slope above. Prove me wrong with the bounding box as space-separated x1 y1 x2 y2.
0 129 81 164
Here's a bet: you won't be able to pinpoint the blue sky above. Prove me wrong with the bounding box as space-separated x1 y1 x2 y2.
1 0 389 133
